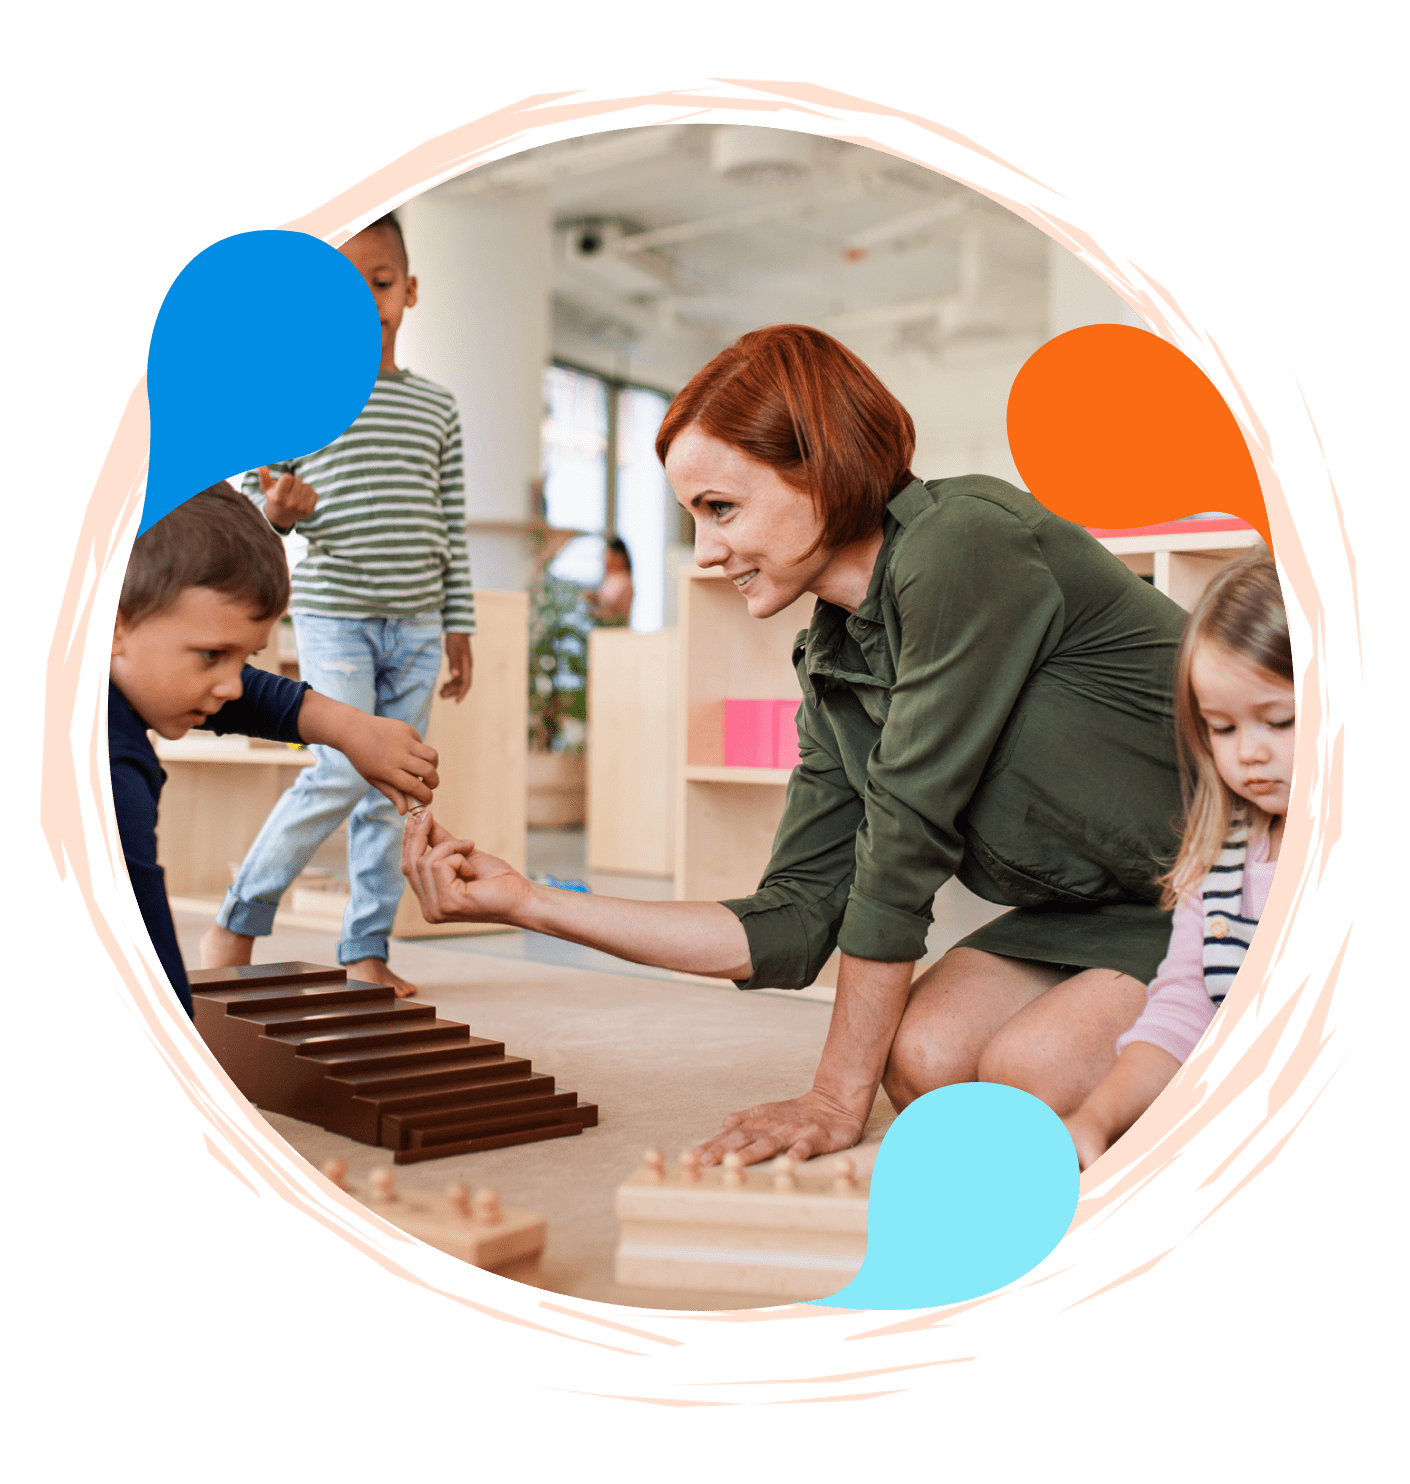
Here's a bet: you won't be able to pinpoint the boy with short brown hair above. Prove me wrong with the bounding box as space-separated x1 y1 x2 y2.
110 482 437 1018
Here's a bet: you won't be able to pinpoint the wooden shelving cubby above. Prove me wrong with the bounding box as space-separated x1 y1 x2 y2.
674 568 815 905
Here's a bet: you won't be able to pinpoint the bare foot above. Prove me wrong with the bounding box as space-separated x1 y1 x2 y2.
346 957 419 999
200 924 255 969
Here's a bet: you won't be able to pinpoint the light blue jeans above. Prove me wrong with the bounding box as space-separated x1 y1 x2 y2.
217 613 443 964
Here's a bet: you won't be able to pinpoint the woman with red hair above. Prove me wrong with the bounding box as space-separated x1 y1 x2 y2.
404 325 1187 1168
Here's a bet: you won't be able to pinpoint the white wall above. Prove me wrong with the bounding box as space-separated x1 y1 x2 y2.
836 244 1149 491
397 186 552 595
550 299 726 396
848 330 1043 488
1048 239 1147 337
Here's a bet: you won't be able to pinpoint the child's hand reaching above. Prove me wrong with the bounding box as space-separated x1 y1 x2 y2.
341 712 440 812
297 693 439 812
1062 1042 1179 1172
259 465 318 531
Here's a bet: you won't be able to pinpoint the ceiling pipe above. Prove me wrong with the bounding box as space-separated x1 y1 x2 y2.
841 197 971 260
613 187 857 256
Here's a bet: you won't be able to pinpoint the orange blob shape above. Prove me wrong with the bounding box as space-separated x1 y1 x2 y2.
1007 324 1270 549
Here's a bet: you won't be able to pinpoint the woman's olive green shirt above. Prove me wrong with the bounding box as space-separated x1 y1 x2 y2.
721 476 1189 990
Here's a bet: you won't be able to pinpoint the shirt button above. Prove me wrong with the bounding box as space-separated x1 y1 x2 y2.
1209 917 1229 939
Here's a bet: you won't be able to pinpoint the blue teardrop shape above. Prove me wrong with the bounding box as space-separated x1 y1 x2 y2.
814 1084 1079 1310
143 230 380 533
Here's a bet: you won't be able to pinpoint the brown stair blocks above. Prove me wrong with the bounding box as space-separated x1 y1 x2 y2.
190 961 598 1164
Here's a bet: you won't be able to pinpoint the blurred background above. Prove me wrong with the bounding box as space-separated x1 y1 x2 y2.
387 122 1143 635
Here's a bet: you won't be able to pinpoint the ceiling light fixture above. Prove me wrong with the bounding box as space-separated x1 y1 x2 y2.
710 127 814 187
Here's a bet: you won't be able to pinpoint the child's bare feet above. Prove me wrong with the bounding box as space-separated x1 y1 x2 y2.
346 957 419 998
200 924 255 969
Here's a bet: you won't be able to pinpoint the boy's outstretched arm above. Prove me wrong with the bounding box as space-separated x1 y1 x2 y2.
1063 1041 1181 1171
297 690 439 812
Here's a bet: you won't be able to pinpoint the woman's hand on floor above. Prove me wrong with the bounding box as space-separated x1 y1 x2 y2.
401 809 531 924
693 1088 869 1168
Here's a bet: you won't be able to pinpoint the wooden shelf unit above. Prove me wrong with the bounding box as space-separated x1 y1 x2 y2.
1094 518 1262 610
586 626 678 877
683 764 791 786
390 590 529 939
674 568 814 906
155 746 316 899
671 520 1264 990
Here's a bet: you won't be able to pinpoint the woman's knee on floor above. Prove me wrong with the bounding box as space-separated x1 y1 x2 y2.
976 969 1147 1113
882 1013 979 1111
974 1026 1061 1106
882 948 1068 1110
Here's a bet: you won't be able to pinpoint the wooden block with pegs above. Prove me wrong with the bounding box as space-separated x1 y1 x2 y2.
615 1147 870 1301
325 1159 546 1285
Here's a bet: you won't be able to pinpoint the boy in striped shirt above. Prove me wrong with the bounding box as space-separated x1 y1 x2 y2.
201 213 472 998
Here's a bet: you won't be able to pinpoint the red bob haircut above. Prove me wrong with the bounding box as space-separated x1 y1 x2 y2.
655 325 916 551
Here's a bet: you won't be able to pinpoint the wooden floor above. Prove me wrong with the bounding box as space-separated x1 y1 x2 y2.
174 907 897 1310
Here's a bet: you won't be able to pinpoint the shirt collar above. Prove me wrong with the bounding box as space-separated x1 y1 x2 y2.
799 480 934 687
886 476 935 529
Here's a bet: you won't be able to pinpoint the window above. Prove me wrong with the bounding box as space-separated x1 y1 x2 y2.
613 385 670 633
539 363 672 631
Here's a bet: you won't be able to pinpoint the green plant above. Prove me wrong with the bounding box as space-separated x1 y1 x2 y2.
528 569 590 753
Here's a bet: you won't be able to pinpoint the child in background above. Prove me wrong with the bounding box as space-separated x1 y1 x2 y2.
586 536 634 626
201 211 473 997
1064 549 1294 1170
110 484 438 1018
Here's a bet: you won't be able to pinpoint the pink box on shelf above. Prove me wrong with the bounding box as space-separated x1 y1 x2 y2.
774 699 801 769
723 700 777 768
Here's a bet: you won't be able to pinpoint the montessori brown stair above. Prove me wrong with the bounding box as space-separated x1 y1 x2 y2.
189 961 598 1164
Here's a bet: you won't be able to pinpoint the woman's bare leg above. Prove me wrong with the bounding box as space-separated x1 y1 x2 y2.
975 969 1147 1117
882 948 1068 1110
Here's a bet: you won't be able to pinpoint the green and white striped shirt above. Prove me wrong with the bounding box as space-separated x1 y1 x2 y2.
244 369 474 633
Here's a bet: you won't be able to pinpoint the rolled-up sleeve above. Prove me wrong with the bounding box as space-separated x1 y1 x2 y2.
836 502 1063 963
720 693 864 990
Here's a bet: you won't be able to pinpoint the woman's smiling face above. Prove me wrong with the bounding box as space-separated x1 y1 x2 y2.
666 426 831 619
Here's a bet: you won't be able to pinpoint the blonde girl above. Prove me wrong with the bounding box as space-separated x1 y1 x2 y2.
1064 549 1294 1170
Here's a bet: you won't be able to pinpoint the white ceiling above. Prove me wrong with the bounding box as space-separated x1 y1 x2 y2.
442 125 1050 356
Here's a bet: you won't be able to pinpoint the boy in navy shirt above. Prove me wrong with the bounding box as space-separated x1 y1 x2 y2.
110 482 439 1017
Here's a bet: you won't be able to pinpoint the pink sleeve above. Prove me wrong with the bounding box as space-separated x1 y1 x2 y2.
1115 890 1217 1064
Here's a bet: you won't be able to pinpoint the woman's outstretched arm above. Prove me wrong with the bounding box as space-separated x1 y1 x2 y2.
403 811 911 1167
401 810 753 978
